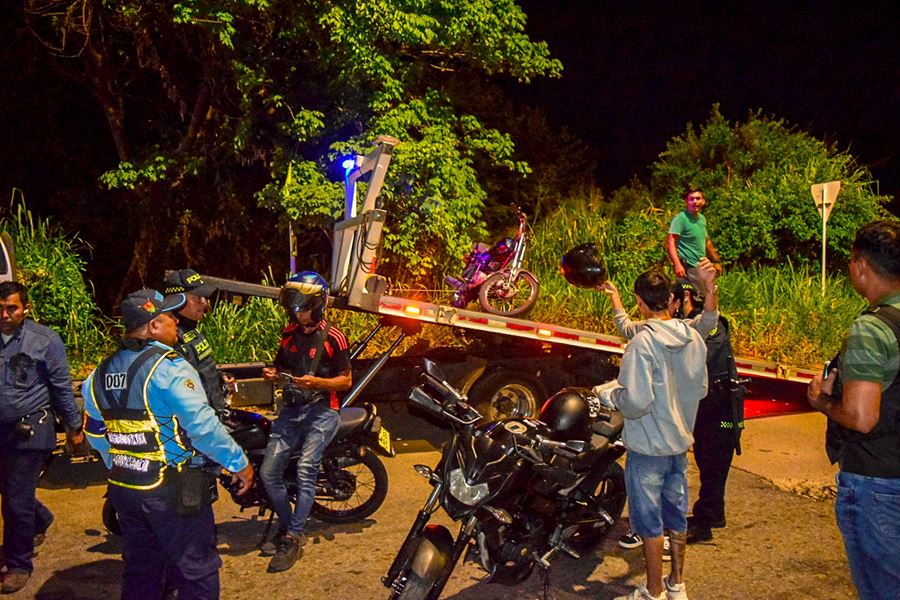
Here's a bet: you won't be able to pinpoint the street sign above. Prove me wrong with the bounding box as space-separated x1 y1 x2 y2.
811 180 842 294
811 180 841 221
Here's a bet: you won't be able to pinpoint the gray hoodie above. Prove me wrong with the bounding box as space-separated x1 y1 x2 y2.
609 318 707 456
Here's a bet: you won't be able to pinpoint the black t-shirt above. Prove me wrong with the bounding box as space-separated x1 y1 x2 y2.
273 320 351 410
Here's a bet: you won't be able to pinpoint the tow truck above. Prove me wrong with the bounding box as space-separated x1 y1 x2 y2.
207 136 818 419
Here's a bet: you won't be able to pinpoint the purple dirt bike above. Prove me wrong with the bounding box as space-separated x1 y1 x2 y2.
445 205 539 317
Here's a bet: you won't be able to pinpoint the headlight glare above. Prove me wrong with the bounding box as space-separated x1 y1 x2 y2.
447 468 489 506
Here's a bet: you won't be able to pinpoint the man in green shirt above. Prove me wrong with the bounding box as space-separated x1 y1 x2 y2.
666 189 722 290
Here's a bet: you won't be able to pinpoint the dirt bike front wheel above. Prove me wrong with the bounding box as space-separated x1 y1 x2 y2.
477 271 539 317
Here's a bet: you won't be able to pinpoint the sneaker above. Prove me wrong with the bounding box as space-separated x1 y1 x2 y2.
1 569 31 594
619 530 671 561
664 575 688 600
613 583 666 600
618 529 643 549
266 532 306 573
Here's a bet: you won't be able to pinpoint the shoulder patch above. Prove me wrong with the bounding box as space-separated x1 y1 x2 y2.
185 378 197 391
165 351 181 360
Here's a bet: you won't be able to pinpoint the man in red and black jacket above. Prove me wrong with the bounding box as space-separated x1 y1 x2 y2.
259 272 351 574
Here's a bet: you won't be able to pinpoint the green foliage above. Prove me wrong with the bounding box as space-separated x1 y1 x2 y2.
0 197 113 376
24 0 562 296
625 105 888 269
717 263 865 366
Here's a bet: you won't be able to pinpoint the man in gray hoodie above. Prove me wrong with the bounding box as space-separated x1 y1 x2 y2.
602 269 708 600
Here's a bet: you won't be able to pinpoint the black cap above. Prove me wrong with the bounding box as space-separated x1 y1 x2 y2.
122 289 186 331
163 269 216 298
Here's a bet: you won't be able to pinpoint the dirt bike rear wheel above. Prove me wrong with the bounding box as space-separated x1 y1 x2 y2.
311 451 388 523
477 271 539 316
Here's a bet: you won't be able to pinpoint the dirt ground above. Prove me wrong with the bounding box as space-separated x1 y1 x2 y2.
3 427 855 600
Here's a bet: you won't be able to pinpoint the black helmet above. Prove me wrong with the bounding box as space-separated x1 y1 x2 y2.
279 271 329 322
560 243 607 288
539 387 593 441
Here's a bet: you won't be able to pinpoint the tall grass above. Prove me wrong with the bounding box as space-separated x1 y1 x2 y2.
521 196 865 368
720 264 864 365
1 195 114 376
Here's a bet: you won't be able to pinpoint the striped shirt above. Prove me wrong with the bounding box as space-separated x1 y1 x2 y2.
841 292 900 387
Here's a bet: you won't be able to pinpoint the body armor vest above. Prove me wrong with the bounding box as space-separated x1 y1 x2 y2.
827 305 900 478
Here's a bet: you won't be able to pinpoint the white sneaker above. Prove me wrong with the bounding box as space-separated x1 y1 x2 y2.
664 576 688 600
614 584 666 600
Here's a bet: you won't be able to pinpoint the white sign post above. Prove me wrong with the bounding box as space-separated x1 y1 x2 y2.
811 180 842 294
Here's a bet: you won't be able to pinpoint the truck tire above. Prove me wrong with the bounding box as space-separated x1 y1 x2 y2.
469 370 546 420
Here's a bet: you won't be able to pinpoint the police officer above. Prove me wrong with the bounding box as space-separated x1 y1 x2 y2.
0 281 83 594
162 269 229 411
259 272 351 573
673 281 745 545
82 289 253 600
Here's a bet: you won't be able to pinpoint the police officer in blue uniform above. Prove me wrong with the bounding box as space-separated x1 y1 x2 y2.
83 289 254 600
162 269 229 411
0 281 83 595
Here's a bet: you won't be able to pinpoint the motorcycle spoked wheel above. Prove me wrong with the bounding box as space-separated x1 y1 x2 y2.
569 461 627 552
310 452 388 524
477 271 539 316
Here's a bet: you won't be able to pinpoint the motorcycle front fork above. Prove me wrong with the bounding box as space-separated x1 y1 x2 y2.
427 516 478 600
385 483 443 585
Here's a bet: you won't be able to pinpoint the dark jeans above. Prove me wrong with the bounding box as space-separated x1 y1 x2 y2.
108 482 221 600
691 398 736 526
260 403 340 536
0 441 51 573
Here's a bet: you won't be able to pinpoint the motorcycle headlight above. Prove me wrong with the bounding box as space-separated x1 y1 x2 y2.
448 468 489 506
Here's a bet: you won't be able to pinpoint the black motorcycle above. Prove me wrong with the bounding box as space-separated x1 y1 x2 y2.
383 359 626 600
102 403 393 537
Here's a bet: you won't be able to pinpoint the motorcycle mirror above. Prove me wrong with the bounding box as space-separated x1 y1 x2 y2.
422 358 448 381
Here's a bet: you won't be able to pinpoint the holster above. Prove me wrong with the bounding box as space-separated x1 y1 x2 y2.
171 467 216 515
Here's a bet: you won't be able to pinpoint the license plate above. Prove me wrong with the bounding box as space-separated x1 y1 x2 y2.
377 426 393 454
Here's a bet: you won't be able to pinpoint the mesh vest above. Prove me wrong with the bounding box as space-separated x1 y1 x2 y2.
92 346 192 489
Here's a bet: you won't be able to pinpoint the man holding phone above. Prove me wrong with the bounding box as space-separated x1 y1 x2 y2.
259 272 351 574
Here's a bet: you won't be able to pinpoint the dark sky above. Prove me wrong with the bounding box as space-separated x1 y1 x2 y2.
516 0 900 206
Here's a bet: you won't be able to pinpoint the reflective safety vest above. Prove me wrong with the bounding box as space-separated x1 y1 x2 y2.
91 346 191 489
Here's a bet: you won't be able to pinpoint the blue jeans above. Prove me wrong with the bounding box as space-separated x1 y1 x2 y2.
625 451 689 538
260 403 340 536
0 438 51 573
835 471 900 599
108 482 221 600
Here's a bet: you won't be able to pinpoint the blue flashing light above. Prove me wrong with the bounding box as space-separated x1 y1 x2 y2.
341 158 356 170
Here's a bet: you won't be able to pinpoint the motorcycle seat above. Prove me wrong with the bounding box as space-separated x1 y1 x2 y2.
571 435 611 472
336 406 368 439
